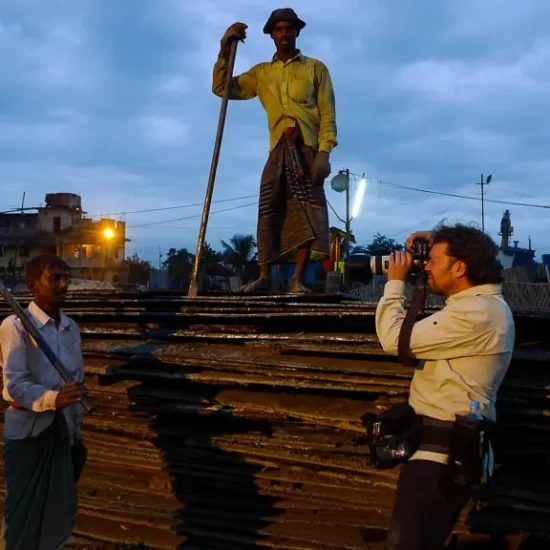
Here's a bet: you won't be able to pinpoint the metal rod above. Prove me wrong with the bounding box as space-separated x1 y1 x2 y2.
0 280 94 413
344 169 350 291
188 39 239 298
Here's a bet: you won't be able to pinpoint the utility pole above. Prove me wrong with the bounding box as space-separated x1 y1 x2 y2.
477 173 492 232
344 169 351 291
329 169 354 291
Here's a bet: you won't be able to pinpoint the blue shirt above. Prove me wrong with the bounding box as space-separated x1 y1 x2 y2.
0 301 84 443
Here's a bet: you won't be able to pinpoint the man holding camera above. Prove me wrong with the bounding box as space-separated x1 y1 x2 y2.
375 224 515 549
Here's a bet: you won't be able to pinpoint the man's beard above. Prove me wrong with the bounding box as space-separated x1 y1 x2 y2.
278 40 295 52
427 279 443 296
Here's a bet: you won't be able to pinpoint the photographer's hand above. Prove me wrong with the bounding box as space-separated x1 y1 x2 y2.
406 231 433 252
388 250 413 281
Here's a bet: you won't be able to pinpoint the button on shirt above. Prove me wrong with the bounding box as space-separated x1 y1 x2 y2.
213 51 338 153
375 281 515 463
0 302 85 443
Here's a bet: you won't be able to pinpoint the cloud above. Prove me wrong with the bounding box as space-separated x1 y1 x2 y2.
2 0 550 264
159 77 190 97
139 115 189 146
393 40 550 104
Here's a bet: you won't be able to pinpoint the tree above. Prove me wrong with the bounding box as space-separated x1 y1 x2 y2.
124 253 152 285
221 234 257 278
201 242 231 277
163 247 194 288
365 233 403 255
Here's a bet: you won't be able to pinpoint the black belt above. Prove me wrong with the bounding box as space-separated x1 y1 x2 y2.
418 415 454 454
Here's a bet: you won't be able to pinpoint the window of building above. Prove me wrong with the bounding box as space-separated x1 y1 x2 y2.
53 217 61 233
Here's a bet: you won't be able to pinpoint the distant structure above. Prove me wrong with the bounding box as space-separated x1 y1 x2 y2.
499 209 513 249
0 193 128 282
497 209 536 278
542 254 550 284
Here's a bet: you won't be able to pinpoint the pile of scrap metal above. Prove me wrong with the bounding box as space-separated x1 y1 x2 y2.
0 291 548 549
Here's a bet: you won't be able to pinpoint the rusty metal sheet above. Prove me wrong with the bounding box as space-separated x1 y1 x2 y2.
0 293 548 548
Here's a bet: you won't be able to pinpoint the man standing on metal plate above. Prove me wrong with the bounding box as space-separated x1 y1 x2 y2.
213 8 338 294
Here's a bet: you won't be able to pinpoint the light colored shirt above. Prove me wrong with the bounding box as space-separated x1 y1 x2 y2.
213 51 338 153
0 301 85 443
375 280 515 464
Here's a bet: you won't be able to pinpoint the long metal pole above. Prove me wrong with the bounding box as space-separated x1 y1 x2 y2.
188 40 239 297
0 280 93 413
480 173 485 232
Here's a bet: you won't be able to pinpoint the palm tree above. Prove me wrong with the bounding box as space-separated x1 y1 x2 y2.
221 234 257 278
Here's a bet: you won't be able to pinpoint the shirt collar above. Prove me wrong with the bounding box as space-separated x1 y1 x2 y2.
446 283 503 304
28 301 71 331
271 50 303 64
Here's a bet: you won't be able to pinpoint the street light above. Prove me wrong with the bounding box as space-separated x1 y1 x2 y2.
351 176 367 219
102 227 115 281
330 170 367 289
477 173 493 232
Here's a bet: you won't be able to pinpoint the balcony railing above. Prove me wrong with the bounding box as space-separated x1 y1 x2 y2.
0 257 123 269
65 257 123 268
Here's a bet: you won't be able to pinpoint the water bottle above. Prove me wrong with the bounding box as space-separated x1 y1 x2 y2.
466 400 484 421
449 399 485 485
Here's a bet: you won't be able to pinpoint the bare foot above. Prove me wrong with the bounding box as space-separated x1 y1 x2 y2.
239 277 271 293
289 278 312 294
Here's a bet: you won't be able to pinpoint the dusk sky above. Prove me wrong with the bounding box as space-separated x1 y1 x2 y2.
2 0 550 265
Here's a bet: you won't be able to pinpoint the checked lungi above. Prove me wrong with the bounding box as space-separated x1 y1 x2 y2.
256 126 329 265
0 413 77 550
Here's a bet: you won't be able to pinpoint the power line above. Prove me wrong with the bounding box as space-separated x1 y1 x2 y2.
87 194 259 217
6 174 540 229
373 178 550 210
387 198 465 241
127 201 257 229
90 176 550 221
0 207 40 215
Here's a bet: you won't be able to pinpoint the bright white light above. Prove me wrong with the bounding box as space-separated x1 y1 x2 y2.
351 177 367 219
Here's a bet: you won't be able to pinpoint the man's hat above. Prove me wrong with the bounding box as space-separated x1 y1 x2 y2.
263 8 306 34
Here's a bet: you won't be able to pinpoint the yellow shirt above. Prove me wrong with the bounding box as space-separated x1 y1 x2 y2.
213 51 338 153
375 281 515 464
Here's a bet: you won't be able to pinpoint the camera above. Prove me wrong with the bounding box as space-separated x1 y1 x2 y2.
347 238 430 284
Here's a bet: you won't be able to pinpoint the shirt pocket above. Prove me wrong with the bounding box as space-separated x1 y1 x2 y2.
60 339 83 380
287 65 315 106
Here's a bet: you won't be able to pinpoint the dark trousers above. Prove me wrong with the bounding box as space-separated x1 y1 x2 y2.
386 460 471 550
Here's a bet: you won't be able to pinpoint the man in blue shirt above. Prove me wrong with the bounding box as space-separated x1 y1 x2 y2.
0 254 88 550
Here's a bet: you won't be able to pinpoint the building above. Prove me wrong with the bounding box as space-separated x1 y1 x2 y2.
497 209 537 280
0 193 128 282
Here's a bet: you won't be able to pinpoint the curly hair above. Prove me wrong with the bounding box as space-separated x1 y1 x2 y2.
25 254 69 285
431 223 503 285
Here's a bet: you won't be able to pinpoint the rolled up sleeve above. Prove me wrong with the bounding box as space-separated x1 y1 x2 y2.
212 57 258 100
0 319 57 411
315 61 338 153
375 281 497 361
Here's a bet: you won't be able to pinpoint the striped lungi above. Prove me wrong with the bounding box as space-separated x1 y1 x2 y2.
0 414 77 550
256 127 329 266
